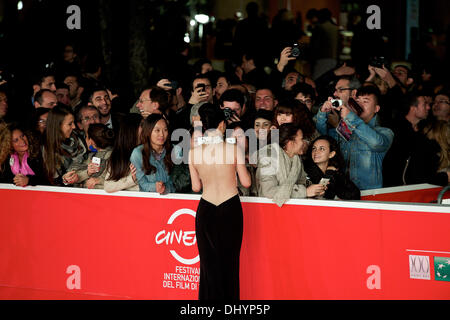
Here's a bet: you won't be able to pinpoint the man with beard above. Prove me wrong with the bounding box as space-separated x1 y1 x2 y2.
88 87 121 132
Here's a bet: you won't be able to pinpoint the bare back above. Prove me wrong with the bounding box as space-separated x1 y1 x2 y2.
190 142 241 206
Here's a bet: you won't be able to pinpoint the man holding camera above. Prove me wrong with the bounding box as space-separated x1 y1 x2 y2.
315 75 360 133
316 85 394 190
189 75 214 106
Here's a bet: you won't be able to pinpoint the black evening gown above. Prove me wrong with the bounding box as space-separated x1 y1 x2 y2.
195 194 243 300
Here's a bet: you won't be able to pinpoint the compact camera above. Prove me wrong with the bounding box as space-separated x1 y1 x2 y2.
331 99 343 108
289 43 301 58
369 56 388 69
223 107 237 121
167 80 178 90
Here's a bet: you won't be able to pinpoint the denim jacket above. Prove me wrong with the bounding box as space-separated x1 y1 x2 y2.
130 145 175 193
316 110 394 190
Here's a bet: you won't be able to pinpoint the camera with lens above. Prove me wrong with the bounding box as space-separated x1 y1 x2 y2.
331 99 343 108
369 56 388 69
223 107 237 121
289 43 301 58
167 80 178 90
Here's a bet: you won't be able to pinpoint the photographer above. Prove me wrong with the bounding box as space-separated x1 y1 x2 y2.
272 46 315 100
315 85 394 190
219 89 245 126
365 63 414 128
315 75 361 134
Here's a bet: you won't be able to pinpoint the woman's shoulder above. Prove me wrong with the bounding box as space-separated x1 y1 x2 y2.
131 145 144 155
98 147 114 157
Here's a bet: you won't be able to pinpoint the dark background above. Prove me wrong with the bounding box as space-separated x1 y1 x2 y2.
0 0 449 111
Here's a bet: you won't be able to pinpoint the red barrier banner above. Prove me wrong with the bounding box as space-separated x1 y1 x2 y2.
361 184 448 204
0 184 449 300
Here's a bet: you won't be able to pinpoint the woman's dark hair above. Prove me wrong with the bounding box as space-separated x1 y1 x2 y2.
254 109 274 123
198 102 225 132
87 123 115 149
292 100 316 140
273 99 302 126
290 82 316 101
193 58 212 75
107 113 142 181
141 114 172 175
307 135 346 170
279 123 302 150
34 107 50 129
43 104 74 183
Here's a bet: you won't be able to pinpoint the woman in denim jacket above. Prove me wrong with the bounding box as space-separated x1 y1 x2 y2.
130 114 175 194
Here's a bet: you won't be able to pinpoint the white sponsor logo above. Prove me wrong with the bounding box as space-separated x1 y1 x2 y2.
409 255 430 280
155 209 199 265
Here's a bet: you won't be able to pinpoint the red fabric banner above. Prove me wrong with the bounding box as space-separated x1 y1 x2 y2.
0 185 449 299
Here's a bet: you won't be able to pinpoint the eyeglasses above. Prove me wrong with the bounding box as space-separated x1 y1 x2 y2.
139 98 151 104
335 88 353 93
434 99 450 105
38 119 47 125
81 115 99 122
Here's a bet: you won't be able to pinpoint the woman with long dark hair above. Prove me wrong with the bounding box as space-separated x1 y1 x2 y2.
304 135 360 200
130 113 175 194
42 104 87 185
104 113 142 192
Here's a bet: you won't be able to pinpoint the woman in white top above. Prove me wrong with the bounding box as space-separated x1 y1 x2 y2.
256 123 326 207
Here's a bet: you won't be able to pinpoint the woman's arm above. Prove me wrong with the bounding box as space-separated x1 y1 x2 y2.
104 169 137 193
188 149 202 193
236 145 251 188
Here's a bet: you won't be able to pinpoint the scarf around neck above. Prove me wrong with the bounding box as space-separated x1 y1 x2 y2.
10 152 35 176
258 143 302 207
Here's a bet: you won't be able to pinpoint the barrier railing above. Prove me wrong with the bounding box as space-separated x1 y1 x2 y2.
0 184 449 299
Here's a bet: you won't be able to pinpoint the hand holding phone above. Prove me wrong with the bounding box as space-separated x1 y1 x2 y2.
319 178 330 187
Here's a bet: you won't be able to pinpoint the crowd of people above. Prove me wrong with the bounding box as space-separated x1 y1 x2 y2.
0 15 449 207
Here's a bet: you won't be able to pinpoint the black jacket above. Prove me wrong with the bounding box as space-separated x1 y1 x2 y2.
404 134 448 187
0 155 48 186
304 159 360 200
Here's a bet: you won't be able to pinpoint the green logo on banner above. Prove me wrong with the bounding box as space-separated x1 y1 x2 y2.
434 257 450 282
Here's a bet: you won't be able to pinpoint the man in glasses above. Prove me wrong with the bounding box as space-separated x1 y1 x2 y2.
316 75 361 132
76 105 101 139
316 84 393 190
333 76 360 107
136 86 170 120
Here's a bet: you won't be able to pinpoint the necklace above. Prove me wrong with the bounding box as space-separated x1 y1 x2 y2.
197 136 223 145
